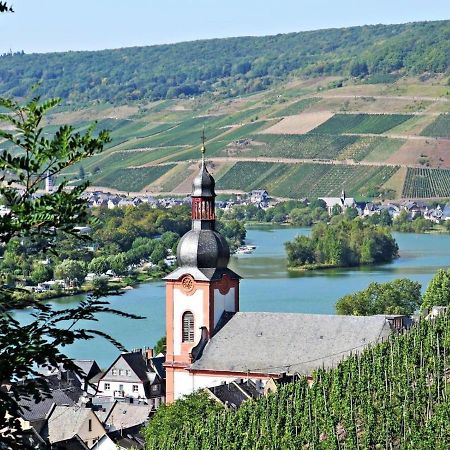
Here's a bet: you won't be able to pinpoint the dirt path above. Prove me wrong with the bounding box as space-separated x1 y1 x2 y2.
342 133 450 141
317 94 450 103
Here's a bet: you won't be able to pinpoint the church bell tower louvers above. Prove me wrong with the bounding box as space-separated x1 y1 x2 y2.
164 142 240 402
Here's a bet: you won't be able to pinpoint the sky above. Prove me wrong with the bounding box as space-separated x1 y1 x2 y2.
0 0 449 54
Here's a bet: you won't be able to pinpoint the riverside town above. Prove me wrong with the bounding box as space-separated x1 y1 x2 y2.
1 2 450 449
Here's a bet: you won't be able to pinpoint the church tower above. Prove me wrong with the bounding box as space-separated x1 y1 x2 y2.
164 143 240 402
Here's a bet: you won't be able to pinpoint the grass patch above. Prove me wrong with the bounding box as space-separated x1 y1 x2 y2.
361 138 405 162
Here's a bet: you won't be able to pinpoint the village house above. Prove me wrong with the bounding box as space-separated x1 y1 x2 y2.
249 189 269 206
401 200 424 218
205 379 263 409
46 404 106 448
96 349 164 407
424 205 443 223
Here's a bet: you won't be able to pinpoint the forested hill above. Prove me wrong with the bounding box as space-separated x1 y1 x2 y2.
1 20 449 105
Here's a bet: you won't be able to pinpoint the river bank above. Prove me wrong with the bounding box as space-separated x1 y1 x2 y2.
11 227 450 367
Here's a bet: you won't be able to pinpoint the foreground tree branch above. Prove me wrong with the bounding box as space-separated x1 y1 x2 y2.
0 96 143 448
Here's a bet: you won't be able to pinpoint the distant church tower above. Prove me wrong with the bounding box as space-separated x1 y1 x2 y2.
164 142 240 403
45 171 55 193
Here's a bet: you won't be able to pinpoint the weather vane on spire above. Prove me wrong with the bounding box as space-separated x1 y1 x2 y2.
201 127 206 161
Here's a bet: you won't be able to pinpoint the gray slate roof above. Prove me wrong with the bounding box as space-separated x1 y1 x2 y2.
104 402 152 430
19 389 75 422
191 312 392 376
74 360 101 381
47 405 103 443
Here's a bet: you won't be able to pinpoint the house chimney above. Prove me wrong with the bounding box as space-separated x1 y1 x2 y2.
145 347 154 361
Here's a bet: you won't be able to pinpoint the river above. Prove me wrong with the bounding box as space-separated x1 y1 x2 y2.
11 227 450 367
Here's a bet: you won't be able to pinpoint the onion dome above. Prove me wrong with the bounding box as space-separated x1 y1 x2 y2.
177 229 230 269
192 149 215 197
165 134 240 281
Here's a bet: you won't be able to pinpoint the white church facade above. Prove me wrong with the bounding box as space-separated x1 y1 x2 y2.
164 146 405 403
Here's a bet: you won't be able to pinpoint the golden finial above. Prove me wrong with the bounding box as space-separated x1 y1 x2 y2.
201 127 206 161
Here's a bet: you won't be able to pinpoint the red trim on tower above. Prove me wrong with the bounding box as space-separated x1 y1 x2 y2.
191 196 215 220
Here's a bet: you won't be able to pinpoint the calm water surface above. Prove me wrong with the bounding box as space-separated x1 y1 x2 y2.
12 227 450 367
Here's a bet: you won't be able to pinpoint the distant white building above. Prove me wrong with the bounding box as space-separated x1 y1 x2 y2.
45 171 55 193
249 190 269 205
319 190 355 215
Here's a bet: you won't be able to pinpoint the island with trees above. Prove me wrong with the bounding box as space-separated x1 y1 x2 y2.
285 218 398 270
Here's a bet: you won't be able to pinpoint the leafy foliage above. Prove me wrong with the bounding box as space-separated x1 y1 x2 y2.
144 392 223 447
336 279 422 315
0 96 144 448
0 2 13 13
421 268 450 312
153 336 166 355
145 312 450 449
1 21 448 105
0 96 109 247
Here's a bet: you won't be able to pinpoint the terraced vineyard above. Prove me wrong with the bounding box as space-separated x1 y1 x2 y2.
269 97 320 117
177 121 272 161
216 162 288 191
402 167 450 198
94 164 176 191
420 114 450 138
213 107 266 127
40 75 450 200
271 164 399 198
310 113 414 134
94 147 183 170
241 134 358 159
112 115 226 151
98 120 177 149
217 162 398 198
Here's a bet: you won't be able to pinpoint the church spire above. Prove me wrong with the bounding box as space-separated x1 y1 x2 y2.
201 127 206 163
191 130 216 229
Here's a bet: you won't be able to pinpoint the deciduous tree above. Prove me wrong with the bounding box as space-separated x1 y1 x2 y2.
421 268 450 312
0 96 141 447
336 279 422 315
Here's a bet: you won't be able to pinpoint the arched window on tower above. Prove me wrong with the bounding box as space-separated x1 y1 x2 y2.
182 311 195 342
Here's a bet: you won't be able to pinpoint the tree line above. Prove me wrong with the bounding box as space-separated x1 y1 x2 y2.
0 203 246 299
0 20 448 105
285 217 398 269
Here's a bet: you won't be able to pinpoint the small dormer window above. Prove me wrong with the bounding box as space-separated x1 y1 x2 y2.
182 311 194 342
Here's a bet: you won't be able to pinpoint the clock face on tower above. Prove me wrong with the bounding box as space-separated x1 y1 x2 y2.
180 275 196 295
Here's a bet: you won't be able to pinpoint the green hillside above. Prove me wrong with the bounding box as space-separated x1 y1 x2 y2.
0 20 449 105
145 313 450 450
42 74 450 200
